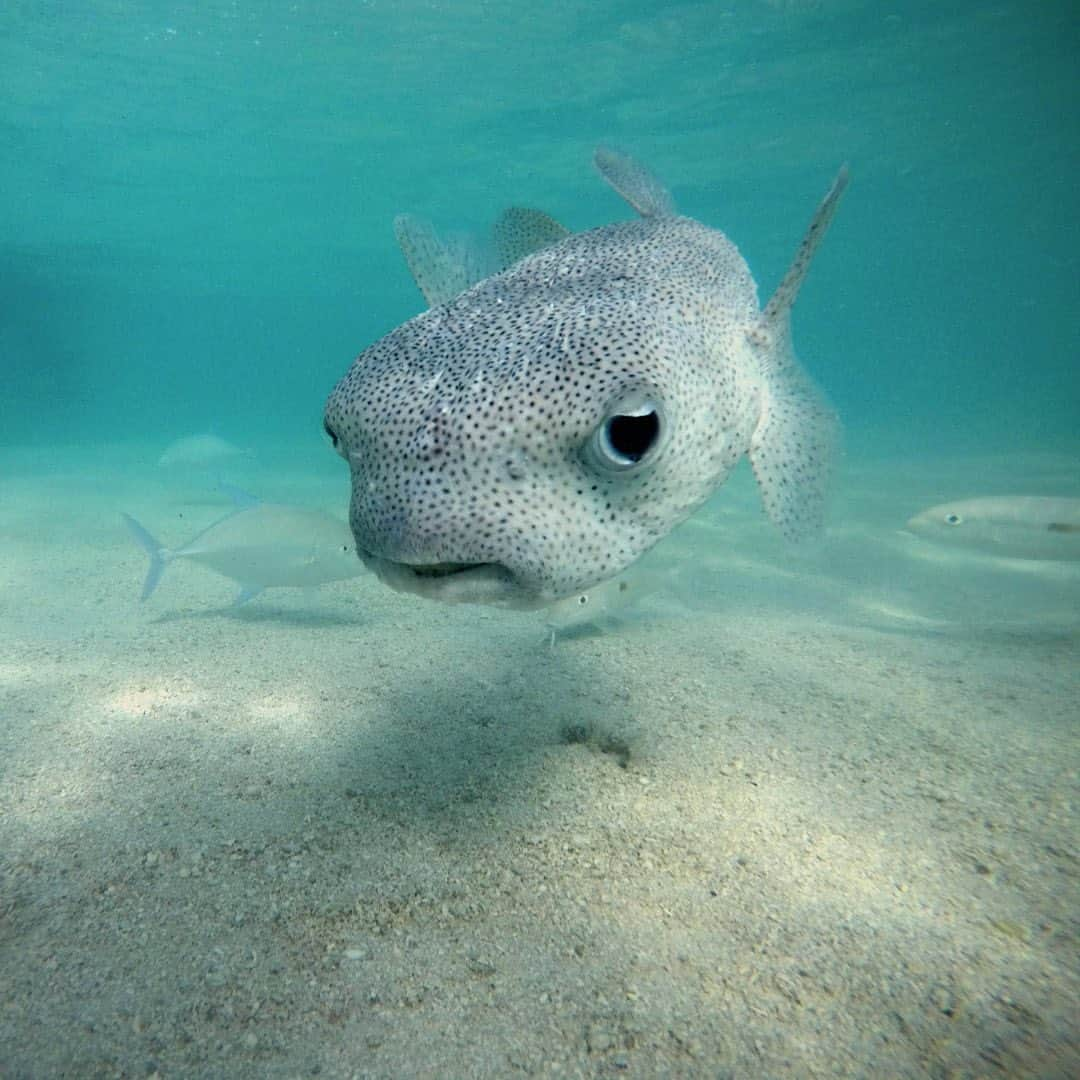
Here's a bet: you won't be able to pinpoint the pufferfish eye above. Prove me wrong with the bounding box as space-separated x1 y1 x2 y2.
586 393 666 472
324 419 348 459
944 513 963 526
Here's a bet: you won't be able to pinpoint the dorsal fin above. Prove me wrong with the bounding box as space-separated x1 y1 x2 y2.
491 207 570 268
393 214 488 307
760 165 849 335
594 146 676 218
396 207 569 306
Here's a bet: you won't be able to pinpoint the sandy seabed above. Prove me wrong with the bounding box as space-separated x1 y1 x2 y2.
1 442 1077 1079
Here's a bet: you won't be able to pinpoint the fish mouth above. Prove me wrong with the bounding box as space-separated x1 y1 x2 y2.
408 561 479 579
357 551 546 608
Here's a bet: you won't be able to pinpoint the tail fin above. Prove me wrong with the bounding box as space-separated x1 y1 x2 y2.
748 167 848 542
760 166 849 332
121 513 169 601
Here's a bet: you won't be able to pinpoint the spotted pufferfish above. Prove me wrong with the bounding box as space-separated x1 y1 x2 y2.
323 148 848 608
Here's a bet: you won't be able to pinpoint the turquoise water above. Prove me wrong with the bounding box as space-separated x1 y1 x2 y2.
3 1 1077 459
3 4 1079 1077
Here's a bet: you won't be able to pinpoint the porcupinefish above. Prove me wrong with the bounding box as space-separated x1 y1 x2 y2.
122 487 363 605
906 496 1080 561
323 148 848 607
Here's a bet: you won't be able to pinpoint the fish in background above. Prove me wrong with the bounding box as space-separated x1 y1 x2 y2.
542 567 669 646
122 486 364 605
905 496 1080 561
158 434 252 469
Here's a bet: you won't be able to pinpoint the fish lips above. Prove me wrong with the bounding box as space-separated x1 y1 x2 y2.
353 546 548 608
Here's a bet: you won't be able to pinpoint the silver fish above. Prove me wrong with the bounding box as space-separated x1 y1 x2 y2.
541 565 670 647
906 496 1080 561
123 489 363 605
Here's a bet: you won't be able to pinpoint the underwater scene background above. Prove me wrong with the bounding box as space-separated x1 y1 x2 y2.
3 0 1077 459
2 2 1077 1077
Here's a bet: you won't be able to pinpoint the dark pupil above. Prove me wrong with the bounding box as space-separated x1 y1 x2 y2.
607 411 659 462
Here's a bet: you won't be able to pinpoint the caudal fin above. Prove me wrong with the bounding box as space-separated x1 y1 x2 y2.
760 166 849 331
748 167 848 541
121 513 168 601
